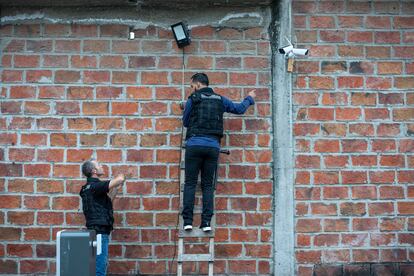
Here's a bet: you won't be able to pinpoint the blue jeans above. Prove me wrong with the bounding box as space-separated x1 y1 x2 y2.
96 234 109 276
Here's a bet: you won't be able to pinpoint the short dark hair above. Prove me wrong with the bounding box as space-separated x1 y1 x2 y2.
191 73 209 86
82 159 96 178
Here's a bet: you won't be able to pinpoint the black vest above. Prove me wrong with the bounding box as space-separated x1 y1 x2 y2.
186 87 224 140
79 178 114 232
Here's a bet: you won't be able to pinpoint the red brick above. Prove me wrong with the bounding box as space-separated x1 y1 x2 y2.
314 171 339 185
347 31 373 43
308 108 334 121
365 108 390 121
37 211 64 225
96 150 122 162
24 196 49 209
140 134 166 147
366 46 390 58
229 73 256 85
43 55 68 67
377 124 400 137
7 244 32 257
55 70 80 83
14 55 40 67
0 163 22 177
125 245 152 258
71 55 97 68
295 155 320 169
342 139 367 153
296 218 321 233
83 40 110 52
10 86 36 98
141 102 167 115
323 186 348 199
20 260 48 274
55 40 81 52
349 124 374 136
125 118 152 131
296 250 321 264
82 102 108 115
380 154 405 167
100 24 128 37
342 171 367 184
398 202 414 215
2 70 23 82
37 86 63 100
309 77 334 89
126 86 152 99
53 164 80 177
97 118 123 130
83 70 110 83
140 166 167 179
340 202 366 216
112 40 141 54
366 77 392 89
314 140 340 153
353 249 379 262
351 155 377 166
228 165 256 179
93 87 120 99
141 72 168 85
310 16 334 28
353 218 378 231
370 171 395 184
8 211 34 225
381 249 408 262
37 149 64 162
68 118 93 130
24 164 50 177
50 133 77 147
324 219 350 232
228 260 256 274
375 32 400 43
311 203 337 216
379 93 404 105
338 46 363 57
155 118 180 131
8 148 35 162
320 30 345 42
81 134 107 146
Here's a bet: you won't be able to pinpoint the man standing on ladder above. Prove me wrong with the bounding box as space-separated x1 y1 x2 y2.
182 72 256 232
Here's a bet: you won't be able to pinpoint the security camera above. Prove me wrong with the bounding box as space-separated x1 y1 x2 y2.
292 48 309 56
278 37 309 57
278 45 293 54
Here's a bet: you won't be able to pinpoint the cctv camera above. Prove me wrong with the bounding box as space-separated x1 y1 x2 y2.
278 45 293 54
292 48 309 56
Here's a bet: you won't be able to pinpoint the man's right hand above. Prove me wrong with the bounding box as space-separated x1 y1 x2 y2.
248 89 256 99
118 174 125 182
109 174 126 189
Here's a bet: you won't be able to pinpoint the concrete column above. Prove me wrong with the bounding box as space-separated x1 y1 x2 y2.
270 0 295 275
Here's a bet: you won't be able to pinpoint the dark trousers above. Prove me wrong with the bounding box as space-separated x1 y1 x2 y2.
182 146 219 225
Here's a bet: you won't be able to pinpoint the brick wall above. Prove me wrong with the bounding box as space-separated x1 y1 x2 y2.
292 0 414 275
0 23 273 274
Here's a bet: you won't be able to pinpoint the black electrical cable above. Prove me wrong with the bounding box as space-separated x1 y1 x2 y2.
169 47 186 275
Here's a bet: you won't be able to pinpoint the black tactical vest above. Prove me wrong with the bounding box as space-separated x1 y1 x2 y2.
186 87 224 140
79 178 114 231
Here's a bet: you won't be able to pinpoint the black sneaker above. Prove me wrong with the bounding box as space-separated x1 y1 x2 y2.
200 222 212 232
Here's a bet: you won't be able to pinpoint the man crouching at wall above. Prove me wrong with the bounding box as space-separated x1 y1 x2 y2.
80 159 125 276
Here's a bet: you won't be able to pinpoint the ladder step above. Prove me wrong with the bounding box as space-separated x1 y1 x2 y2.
178 254 214 262
178 228 215 238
